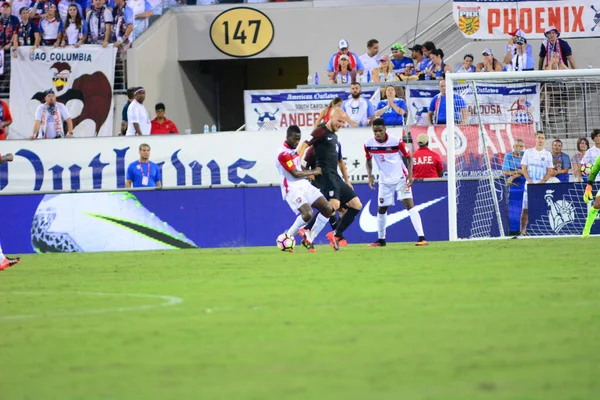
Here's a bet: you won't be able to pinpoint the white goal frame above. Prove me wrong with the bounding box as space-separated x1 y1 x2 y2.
445 69 600 241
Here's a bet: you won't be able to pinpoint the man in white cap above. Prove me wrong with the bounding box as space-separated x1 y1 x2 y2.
504 29 534 71
126 87 151 136
326 38 364 79
538 26 576 70
412 134 443 178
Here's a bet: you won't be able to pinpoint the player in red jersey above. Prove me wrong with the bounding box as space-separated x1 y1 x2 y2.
364 118 427 246
0 153 22 270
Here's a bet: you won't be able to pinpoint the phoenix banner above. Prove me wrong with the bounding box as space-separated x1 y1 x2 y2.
454 0 600 39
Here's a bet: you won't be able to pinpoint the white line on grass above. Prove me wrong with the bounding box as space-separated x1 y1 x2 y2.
0 291 184 322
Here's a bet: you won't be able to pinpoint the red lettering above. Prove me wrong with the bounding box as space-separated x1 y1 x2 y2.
563 6 569 32
548 7 561 29
504 8 517 33
297 113 305 126
289 113 296 126
572 6 584 32
535 7 545 34
279 114 287 127
520 8 533 34
488 9 501 33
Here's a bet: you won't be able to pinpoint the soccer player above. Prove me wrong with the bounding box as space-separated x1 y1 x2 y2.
364 118 427 247
296 109 363 250
276 125 335 252
514 131 553 238
582 153 600 237
0 153 21 270
581 129 600 182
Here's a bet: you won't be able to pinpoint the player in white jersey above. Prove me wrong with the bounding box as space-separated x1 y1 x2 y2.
515 131 553 238
342 82 375 127
0 152 22 270
581 129 600 182
276 125 335 252
364 118 427 246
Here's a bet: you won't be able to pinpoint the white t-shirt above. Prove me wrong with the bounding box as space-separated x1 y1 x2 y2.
126 100 151 136
35 103 71 139
521 148 553 183
581 146 600 181
364 134 410 184
342 97 374 127
359 53 380 74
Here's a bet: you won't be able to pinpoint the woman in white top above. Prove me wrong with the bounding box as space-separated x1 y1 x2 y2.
38 2 63 46
60 4 87 47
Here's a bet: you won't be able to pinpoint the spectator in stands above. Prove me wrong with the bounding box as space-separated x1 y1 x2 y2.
30 91 73 139
502 139 525 235
420 41 435 72
120 86 137 135
0 99 13 140
389 43 413 76
112 0 133 48
12 0 30 22
374 84 406 127
455 53 475 73
86 0 112 47
412 134 443 178
60 3 87 46
29 0 53 21
58 0 84 24
426 48 451 80
544 52 569 71
151 103 179 134
539 26 576 70
427 79 468 125
476 48 503 72
128 0 153 40
12 7 40 55
504 36 534 71
506 29 532 57
0 2 19 50
126 87 151 136
126 143 162 188
409 44 427 76
370 56 397 83
342 82 374 127
572 137 590 182
550 139 571 182
359 39 380 73
329 54 357 84
326 39 363 79
38 2 62 46
399 64 419 81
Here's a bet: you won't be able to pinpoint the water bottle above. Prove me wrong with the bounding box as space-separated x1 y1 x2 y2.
211 124 217 133
203 124 209 134
336 73 342 84
425 73 431 81
307 74 313 85
435 70 441 79
379 71 385 82
314 72 319 85
588 64 593 69
367 70 371 83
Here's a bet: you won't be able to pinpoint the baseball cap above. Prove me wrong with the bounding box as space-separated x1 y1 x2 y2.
339 54 349 61
482 48 493 55
417 134 429 145
391 43 406 53
515 36 526 45
1 2 10 7
545 26 560 37
338 39 349 49
380 55 389 62
155 102 165 111
509 28 525 37
408 44 423 52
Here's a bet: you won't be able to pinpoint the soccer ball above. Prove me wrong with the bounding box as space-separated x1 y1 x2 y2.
581 162 593 177
276 233 295 251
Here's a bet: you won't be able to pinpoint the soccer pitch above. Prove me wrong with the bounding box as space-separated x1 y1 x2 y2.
1 239 599 399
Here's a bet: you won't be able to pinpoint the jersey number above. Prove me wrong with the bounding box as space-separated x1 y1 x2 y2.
380 155 386 162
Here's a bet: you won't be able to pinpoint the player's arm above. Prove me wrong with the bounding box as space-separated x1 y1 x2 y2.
584 157 600 201
0 153 14 164
539 167 553 184
279 152 321 179
297 127 325 158
338 159 350 184
365 145 375 189
400 142 413 187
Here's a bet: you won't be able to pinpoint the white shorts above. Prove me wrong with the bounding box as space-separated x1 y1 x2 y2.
522 185 528 210
378 179 412 207
285 180 323 214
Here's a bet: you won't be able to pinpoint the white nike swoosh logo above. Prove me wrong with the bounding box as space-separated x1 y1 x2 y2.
359 196 447 233
327 137 334 140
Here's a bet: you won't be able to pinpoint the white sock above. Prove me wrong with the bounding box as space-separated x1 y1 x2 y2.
378 213 387 239
309 213 329 242
0 241 4 259
287 215 306 237
409 208 424 237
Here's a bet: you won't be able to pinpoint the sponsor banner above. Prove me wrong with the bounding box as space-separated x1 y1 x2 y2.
0 183 449 254
244 88 381 131
9 46 117 139
406 82 541 126
454 0 600 39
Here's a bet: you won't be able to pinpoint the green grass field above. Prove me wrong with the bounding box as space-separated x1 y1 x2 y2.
1 239 599 400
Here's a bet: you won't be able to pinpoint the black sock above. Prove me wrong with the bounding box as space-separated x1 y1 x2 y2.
305 212 319 231
329 215 339 231
334 208 359 237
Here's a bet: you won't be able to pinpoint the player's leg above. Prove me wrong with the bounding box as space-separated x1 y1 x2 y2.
398 181 427 246
284 188 313 237
328 182 362 248
583 190 600 238
306 196 335 250
367 182 394 247
0 239 19 270
516 186 529 237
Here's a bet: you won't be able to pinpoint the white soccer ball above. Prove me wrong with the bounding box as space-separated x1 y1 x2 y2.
276 233 295 251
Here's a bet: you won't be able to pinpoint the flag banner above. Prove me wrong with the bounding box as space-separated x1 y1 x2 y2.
9 46 117 139
454 0 600 39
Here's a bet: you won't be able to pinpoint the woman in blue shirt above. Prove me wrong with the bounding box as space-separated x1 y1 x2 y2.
374 85 407 127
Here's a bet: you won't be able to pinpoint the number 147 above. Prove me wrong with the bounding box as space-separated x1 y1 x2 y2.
222 20 261 45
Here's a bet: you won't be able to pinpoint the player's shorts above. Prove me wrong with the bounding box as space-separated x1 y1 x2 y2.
378 178 412 207
316 170 357 205
285 180 323 215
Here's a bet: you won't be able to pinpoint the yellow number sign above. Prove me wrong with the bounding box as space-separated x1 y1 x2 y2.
210 7 275 58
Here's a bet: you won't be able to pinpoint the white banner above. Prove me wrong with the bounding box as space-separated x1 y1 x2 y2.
244 88 381 132
9 46 117 139
406 82 541 125
454 0 600 39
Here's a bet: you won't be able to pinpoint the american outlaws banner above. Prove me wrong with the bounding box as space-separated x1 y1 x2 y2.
454 0 600 39
9 46 117 139
244 88 381 132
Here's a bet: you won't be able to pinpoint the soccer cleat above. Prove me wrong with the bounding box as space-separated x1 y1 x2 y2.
307 243 317 253
367 239 386 247
7 257 21 267
0 258 9 271
338 236 348 247
298 228 309 238
326 231 340 251
415 237 428 246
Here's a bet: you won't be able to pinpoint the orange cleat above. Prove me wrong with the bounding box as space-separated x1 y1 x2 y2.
0 258 9 271
338 238 348 247
326 232 340 251
7 257 21 267
415 239 428 246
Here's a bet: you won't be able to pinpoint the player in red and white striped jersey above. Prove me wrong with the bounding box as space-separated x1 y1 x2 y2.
276 126 335 251
364 118 427 246
0 152 22 270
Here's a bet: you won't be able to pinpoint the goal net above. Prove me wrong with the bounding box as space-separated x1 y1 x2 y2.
445 69 600 240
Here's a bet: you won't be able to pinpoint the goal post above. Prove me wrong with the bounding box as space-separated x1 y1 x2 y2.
445 69 600 241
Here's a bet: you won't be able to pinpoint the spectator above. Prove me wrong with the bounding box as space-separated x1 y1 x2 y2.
504 34 534 71
428 79 468 125
151 103 179 134
126 87 151 136
12 0 30 21
502 139 525 235
112 0 133 48
0 98 13 140
426 48 451 80
326 39 363 79
549 139 571 182
342 82 375 127
86 0 112 47
58 0 84 24
409 44 427 76
539 26 576 70
412 134 443 178
12 6 40 55
120 86 136 135
128 0 153 41
581 129 600 182
29 0 54 21
30 91 73 139
545 52 569 70
374 84 406 127
389 43 413 75
420 41 435 72
370 55 397 83
38 2 62 46
329 54 357 84
572 137 590 182
476 48 503 72
313 97 357 128
60 3 87 46
359 39 380 73
506 29 533 60
399 64 419 81
0 2 18 51
126 143 162 188
455 53 475 73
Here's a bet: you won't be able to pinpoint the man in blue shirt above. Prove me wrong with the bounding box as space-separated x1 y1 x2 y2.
126 143 162 188
427 79 468 125
389 43 413 76
551 139 571 182
502 139 526 234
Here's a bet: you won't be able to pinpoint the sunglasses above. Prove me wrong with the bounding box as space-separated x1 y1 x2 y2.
482 53 490 56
